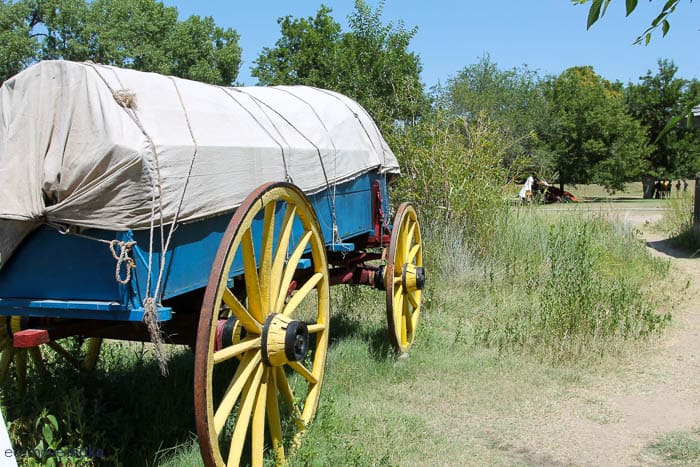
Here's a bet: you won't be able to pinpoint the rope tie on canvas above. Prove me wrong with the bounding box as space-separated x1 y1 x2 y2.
262 87 342 244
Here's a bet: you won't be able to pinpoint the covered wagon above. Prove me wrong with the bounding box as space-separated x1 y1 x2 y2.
0 60 424 466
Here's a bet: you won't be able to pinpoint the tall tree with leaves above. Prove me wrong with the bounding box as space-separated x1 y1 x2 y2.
545 66 650 191
626 59 700 177
0 0 242 85
443 55 553 171
253 0 427 129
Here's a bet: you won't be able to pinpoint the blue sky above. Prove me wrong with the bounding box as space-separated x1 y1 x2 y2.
162 1 698 87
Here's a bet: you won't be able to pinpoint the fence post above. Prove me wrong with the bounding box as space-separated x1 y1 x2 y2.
694 178 700 236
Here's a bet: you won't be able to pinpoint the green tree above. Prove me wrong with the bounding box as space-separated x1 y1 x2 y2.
252 1 427 129
0 0 37 81
253 5 341 88
545 66 650 191
442 55 553 171
626 59 700 177
0 0 241 85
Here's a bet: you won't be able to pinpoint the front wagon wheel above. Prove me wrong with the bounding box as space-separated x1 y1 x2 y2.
195 182 330 467
385 203 424 354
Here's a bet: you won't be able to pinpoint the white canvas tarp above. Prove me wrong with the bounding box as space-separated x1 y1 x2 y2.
0 60 399 269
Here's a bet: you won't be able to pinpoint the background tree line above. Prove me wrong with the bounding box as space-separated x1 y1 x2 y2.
1 0 699 224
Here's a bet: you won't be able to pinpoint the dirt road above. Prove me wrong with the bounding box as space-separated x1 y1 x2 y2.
503 207 700 465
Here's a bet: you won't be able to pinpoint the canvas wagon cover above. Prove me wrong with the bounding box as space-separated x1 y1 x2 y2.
0 60 399 269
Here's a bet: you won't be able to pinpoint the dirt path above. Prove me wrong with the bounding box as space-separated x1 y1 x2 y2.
512 208 700 465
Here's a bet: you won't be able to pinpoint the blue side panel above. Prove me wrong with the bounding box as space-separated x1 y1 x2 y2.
0 172 388 320
0 229 124 301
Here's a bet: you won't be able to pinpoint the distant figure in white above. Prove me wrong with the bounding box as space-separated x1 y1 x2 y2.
519 175 535 203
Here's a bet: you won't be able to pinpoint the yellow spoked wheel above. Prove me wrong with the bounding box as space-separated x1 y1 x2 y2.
0 317 102 392
385 203 424 354
196 182 330 467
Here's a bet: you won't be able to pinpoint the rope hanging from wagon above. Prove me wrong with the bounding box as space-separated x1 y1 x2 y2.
85 63 193 375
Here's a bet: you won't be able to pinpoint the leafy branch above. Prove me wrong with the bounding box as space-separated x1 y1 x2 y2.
578 0 691 45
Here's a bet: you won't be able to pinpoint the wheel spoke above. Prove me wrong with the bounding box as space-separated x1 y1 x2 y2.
0 348 15 384
266 370 285 464
406 221 416 248
274 230 312 313
47 341 81 369
403 305 413 342
15 350 26 392
28 348 48 378
306 323 326 334
275 367 304 431
213 337 262 365
393 287 404 331
214 351 262 435
270 205 297 303
82 338 103 371
288 361 317 385
223 288 262 333
259 202 277 313
242 229 264 322
282 272 323 317
407 291 420 310
227 362 264 467
407 243 421 265
251 368 269 467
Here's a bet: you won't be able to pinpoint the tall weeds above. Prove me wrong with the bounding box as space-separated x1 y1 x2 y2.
430 208 671 362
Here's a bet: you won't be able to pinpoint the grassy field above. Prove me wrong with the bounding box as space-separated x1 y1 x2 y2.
0 194 682 466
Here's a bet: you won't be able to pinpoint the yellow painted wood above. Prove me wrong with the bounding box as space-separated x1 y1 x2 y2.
227 363 264 467
274 230 312 314
259 203 277 315
251 368 268 467
213 337 261 365
264 314 294 367
242 230 263 323
202 183 329 466
288 361 317 385
270 205 297 305
214 352 261 434
387 204 423 353
283 272 323 317
306 323 326 334
266 371 285 465
222 288 261 333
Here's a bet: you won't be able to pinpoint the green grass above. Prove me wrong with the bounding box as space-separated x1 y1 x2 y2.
646 429 700 465
471 207 670 361
655 191 700 253
0 203 675 465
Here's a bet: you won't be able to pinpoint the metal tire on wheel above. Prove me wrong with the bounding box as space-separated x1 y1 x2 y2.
195 182 330 467
386 203 424 354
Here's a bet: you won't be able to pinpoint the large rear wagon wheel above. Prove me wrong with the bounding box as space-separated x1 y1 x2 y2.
385 203 424 354
195 182 330 467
